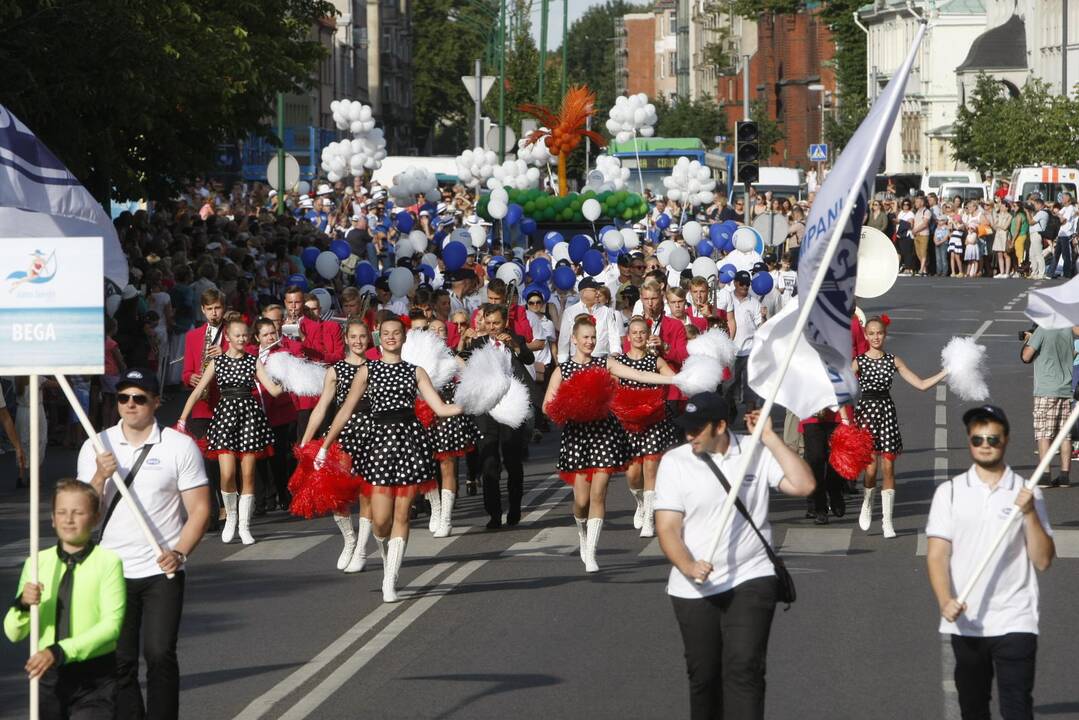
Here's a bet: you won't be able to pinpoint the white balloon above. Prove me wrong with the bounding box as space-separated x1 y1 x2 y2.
495 262 524 286
733 227 759 253
408 229 428 253
395 237 413 258
656 240 676 266
619 228 638 248
491 186 509 204
691 256 718 279
624 233 640 251
551 242 571 264
668 246 691 272
315 251 341 280
682 220 703 246
469 223 488 248
387 267 413 298
582 198 602 221
488 201 508 220
602 229 624 252
421 252 438 269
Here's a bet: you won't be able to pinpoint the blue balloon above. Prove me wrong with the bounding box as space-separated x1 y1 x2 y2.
418 263 435 281
553 265 577 291
443 241 467 271
719 269 736 284
505 203 523 226
301 246 320 269
582 249 605 276
696 240 714 258
656 213 671 230
288 273 308 291
751 272 774 296
520 217 537 235
523 283 551 303
709 223 723 243
330 239 351 261
394 212 414 232
569 235 591 263
432 229 446 246
544 231 564 251
529 257 552 284
487 255 507 279
648 228 660 243
354 261 377 286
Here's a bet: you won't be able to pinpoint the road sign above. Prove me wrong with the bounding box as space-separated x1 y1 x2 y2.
462 75 496 103
485 124 516 152
808 143 828 162
266 154 300 191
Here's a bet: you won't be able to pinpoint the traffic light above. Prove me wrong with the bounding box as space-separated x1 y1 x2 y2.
735 120 759 185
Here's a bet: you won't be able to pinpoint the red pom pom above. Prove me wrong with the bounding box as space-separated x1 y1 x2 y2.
880 313 891 327
287 443 360 518
722 367 732 382
828 423 875 480
414 398 436 428
610 386 666 433
547 367 617 424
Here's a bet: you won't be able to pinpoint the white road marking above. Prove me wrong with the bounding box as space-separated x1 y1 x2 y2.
936 385 947 403
223 535 331 562
501 526 580 557
970 320 992 342
916 532 927 557
942 635 961 720
778 528 852 556
0 537 30 568
934 428 948 450
934 457 950 483
1052 529 1079 558
639 538 664 557
935 405 947 426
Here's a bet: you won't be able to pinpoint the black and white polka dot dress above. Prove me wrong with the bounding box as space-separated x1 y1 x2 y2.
355 359 437 491
332 360 371 463
854 352 902 456
616 353 680 461
556 357 629 484
205 353 275 458
430 381 480 459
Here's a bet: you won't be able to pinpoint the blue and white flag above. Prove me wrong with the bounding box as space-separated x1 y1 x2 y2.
0 105 127 290
792 23 927 407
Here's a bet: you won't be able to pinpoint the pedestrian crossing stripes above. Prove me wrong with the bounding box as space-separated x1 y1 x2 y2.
915 530 1079 557
779 528 852 556
504 526 579 558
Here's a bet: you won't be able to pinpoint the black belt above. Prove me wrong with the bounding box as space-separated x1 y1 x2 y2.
860 391 891 401
370 409 417 424
219 386 252 400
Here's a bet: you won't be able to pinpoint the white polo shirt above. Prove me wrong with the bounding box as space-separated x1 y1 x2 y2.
655 434 785 598
77 421 208 579
730 294 763 357
925 466 1053 637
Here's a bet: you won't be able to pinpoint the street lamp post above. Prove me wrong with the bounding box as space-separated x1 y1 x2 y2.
808 82 825 177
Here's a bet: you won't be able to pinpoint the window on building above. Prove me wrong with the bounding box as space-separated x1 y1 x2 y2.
669 11 676 35
669 52 677 77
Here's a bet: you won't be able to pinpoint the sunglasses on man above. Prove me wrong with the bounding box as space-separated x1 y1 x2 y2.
969 434 1002 448
117 392 151 406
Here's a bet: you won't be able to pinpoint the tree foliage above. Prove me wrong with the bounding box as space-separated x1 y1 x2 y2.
653 96 729 147
820 0 867 151
0 0 335 202
750 100 785 159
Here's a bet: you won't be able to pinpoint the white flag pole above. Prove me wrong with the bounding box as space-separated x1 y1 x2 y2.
28 375 40 720
695 21 928 582
956 401 1078 603
54 375 174 580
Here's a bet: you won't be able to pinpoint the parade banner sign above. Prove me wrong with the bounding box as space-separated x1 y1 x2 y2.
0 236 103 374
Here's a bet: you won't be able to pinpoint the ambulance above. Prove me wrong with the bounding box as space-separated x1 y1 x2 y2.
1006 166 1079 203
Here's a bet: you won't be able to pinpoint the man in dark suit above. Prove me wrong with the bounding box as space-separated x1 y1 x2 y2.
464 303 535 529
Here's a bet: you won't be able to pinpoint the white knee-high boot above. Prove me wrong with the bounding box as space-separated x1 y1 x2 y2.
858 486 876 532
334 514 356 570
434 489 455 538
238 494 256 545
382 537 406 603
881 489 897 539
583 518 603 573
640 490 656 538
631 488 645 529
345 517 372 573
425 489 442 533
221 492 239 543
574 517 587 561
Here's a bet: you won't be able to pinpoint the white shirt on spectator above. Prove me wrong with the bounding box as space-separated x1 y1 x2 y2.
1060 204 1077 236
730 294 763 356
556 300 620 363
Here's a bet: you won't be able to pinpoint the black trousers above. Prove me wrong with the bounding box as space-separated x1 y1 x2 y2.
115 572 186 720
185 418 220 517
39 653 115 720
951 633 1037 720
671 576 778 720
899 234 916 271
256 422 295 510
804 423 843 515
722 355 758 421
475 414 527 521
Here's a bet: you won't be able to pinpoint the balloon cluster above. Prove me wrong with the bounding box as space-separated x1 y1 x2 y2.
477 188 648 224
661 157 716 206
517 132 552 166
388 166 439 205
488 157 541 191
591 154 630 192
321 99 387 182
605 93 657 144
455 147 499 189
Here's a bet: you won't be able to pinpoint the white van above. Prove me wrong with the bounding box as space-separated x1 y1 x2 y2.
729 167 805 202
938 182 987 204
1007 166 1079 203
920 170 981 195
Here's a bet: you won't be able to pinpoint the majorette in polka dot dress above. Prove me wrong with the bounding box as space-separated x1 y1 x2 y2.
205 353 275 458
854 352 903 457
556 356 629 484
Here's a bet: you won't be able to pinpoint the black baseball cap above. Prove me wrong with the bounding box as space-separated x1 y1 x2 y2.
578 277 602 290
962 404 1010 435
674 392 729 430
116 368 160 396
734 270 752 285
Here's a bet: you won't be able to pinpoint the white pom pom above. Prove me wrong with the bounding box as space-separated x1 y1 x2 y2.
401 328 458 389
687 329 737 370
941 336 990 401
489 377 531 428
672 355 724 396
455 344 511 415
263 352 328 397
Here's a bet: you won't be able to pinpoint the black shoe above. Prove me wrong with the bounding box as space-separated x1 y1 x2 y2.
1058 475 1071 488
467 479 478 496
506 510 521 526
828 490 846 518
814 512 829 525
1037 476 1058 488
486 517 503 530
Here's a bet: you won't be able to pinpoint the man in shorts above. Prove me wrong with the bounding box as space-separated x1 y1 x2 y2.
1022 325 1075 487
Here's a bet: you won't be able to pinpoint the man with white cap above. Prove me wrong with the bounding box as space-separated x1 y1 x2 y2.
556 277 620 362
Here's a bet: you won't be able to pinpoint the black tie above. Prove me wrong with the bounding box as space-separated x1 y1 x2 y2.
55 543 93 640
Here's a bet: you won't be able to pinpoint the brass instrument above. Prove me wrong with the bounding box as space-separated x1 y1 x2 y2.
199 324 223 402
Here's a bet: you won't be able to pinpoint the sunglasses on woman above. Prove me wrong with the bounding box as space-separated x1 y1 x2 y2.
969 434 1002 448
117 393 151 406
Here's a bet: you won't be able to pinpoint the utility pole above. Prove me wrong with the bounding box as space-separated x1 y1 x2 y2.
539 0 549 101
498 0 506 161
474 58 483 148
742 54 750 120
276 92 285 215
1064 0 1070 96
561 0 568 98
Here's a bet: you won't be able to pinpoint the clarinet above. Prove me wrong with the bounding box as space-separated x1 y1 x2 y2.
198 324 223 402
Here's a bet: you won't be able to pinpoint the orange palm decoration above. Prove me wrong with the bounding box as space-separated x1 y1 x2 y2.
519 85 607 196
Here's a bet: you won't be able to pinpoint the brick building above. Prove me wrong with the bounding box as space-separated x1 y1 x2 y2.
715 9 836 169
616 12 657 96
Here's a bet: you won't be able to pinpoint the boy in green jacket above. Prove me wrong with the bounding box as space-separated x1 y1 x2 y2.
5 479 126 719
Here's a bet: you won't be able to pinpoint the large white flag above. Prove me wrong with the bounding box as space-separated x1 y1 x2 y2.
0 105 127 290
1025 278 1079 328
782 22 928 411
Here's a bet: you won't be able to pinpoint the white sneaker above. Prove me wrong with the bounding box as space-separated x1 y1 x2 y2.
631 489 644 529
881 489 897 539
344 517 371 573
583 518 603 573
221 492 239 544
237 495 256 545
382 537 405 603
434 490 454 538
334 515 356 570
640 490 656 538
858 487 875 532
425 489 441 534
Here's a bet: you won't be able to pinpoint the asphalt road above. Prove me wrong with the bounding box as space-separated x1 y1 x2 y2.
2 277 1079 719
